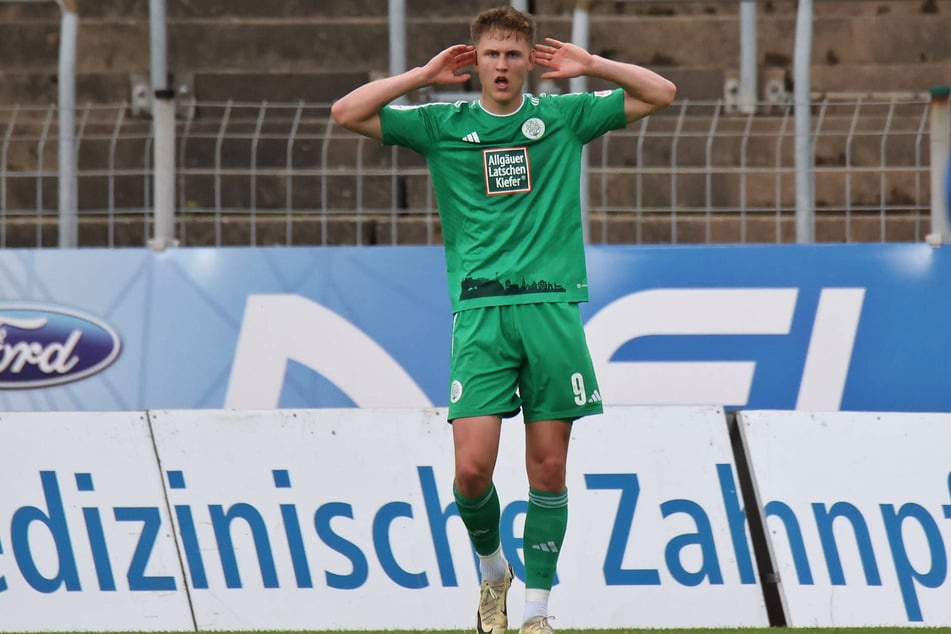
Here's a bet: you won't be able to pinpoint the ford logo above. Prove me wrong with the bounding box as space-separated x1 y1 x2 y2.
0 305 121 389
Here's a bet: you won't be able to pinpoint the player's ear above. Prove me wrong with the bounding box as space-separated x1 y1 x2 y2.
528 46 536 69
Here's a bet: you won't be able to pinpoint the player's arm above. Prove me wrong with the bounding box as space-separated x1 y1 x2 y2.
534 38 676 123
331 44 476 140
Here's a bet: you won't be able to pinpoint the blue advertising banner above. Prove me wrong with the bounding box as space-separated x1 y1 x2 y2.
0 244 948 412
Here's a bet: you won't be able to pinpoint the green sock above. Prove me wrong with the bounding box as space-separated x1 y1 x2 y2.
523 488 568 590
454 482 501 556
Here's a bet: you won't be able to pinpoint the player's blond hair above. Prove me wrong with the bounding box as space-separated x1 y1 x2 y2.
470 6 536 45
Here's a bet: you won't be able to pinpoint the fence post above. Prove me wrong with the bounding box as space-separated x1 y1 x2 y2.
56 0 78 248
149 0 178 250
793 0 815 243
388 0 406 105
572 0 593 243
927 85 951 246
738 0 757 115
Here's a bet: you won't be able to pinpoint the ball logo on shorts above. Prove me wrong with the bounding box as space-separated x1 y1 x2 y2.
450 379 464 403
521 117 545 140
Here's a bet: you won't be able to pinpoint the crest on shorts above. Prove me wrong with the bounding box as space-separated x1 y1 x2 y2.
450 380 464 403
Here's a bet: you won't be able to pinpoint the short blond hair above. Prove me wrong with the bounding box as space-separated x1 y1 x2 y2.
470 6 536 45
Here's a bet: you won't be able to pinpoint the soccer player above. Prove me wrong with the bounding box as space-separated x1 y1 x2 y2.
332 6 675 633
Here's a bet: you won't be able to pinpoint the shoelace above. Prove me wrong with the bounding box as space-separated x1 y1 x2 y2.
478 579 503 622
523 615 555 633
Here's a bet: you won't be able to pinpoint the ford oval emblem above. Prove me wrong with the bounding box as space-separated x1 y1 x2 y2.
0 305 122 389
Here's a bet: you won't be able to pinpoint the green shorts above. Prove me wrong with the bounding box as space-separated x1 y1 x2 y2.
448 302 603 423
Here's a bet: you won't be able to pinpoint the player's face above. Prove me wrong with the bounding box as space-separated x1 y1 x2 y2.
474 30 535 114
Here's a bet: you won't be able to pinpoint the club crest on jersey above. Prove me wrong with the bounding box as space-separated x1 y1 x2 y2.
521 117 545 140
483 147 532 195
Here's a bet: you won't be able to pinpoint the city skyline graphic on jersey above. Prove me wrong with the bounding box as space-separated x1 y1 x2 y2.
460 275 566 300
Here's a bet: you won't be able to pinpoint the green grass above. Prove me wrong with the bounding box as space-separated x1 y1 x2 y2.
15 629 951 634
286 629 948 633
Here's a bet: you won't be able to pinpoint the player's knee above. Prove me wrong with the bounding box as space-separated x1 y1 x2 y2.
527 456 566 492
454 464 493 498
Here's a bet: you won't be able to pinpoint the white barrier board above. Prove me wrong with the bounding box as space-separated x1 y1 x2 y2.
149 406 768 630
737 410 951 626
0 412 193 631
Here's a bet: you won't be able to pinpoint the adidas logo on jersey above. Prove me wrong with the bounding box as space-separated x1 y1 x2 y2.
462 131 481 143
588 390 602 404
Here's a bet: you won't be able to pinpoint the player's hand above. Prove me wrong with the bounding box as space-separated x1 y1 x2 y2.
534 38 593 79
422 44 476 86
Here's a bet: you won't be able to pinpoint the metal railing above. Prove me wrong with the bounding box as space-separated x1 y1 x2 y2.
0 94 934 248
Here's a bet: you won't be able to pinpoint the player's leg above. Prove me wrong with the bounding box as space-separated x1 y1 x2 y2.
519 418 573 634
449 306 521 634
520 419 570 633
516 302 603 633
452 414 505 560
453 415 513 634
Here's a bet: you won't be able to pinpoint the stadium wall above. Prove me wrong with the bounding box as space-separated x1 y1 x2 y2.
2 243 951 629
2 406 951 630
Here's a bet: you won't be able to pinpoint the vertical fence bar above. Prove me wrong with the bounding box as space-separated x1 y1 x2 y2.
811 97 828 236
143 122 153 241
37 105 55 247
74 101 89 243
739 109 754 243
320 115 333 246
214 100 233 247
599 133 610 243
1 106 18 248
669 100 687 243
878 99 896 242
107 104 126 248
285 101 303 246
426 173 434 244
249 102 267 247
355 136 365 246
389 145 398 246
844 98 862 243
704 103 720 243
635 116 648 244
927 86 951 245
177 105 194 244
914 98 929 241
773 104 791 243
426 168 436 246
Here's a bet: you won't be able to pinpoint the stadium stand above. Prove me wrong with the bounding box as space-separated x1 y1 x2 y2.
0 0 947 246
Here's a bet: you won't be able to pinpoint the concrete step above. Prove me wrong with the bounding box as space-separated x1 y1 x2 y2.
0 0 388 21
4 0 946 21
0 210 928 249
2 11 947 75
534 0 948 18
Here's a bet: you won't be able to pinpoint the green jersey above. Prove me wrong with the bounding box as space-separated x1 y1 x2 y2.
380 89 626 312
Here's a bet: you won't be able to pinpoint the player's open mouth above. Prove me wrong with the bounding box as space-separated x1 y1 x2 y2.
495 77 509 90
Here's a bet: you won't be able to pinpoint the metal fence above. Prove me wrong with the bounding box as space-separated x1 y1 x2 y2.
0 94 934 248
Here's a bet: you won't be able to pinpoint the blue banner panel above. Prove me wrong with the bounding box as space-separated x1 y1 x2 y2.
0 244 947 412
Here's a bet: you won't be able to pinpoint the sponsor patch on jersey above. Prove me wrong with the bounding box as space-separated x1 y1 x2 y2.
594 89 613 98
483 147 532 195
